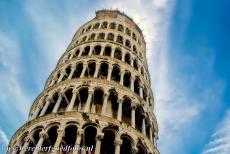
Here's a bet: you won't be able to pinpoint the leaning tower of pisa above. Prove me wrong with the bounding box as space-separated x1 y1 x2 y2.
8 10 159 154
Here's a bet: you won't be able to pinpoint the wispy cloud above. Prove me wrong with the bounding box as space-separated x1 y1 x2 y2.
0 128 9 147
202 110 230 154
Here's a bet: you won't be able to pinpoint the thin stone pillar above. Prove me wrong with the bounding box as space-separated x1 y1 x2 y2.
107 64 113 80
117 98 123 121
131 104 136 128
121 52 125 61
39 98 51 116
33 131 47 154
111 47 115 58
120 70 125 85
57 71 66 83
142 114 146 135
80 63 87 78
139 84 143 98
88 46 93 56
52 94 63 113
114 138 122 154
95 133 104 154
68 65 76 79
101 92 109 115
84 89 94 112
149 126 153 143
19 137 30 154
73 129 84 154
53 128 65 154
66 89 77 111
130 76 134 91
31 106 41 120
93 62 100 78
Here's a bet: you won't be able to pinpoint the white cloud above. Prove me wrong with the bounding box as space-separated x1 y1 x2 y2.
202 110 230 154
0 128 9 146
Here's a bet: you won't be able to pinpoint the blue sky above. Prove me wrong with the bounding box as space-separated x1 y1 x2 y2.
0 0 229 154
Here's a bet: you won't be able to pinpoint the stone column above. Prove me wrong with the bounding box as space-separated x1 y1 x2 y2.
149 126 153 143
130 75 135 91
100 46 105 55
84 89 94 112
66 89 77 111
53 128 65 153
107 64 113 81
39 98 51 116
95 133 104 154
111 47 116 58
93 62 100 78
73 129 84 154
131 146 138 154
139 84 143 98
89 46 93 56
78 48 83 57
57 70 66 83
114 138 122 154
33 131 47 154
68 65 76 79
19 137 30 154
30 106 41 120
121 52 125 62
119 70 125 85
131 104 136 128
130 57 134 67
142 114 146 135
117 98 123 121
52 94 63 113
101 91 109 115
80 62 87 78
49 79 56 86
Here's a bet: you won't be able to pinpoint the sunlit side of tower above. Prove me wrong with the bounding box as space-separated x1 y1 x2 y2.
8 10 159 154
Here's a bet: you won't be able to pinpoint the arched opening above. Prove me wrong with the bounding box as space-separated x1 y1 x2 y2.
125 40 131 48
83 126 97 154
42 125 58 150
114 48 122 60
58 88 72 112
85 61 96 77
77 87 89 111
101 22 108 29
132 33 137 40
120 135 132 154
135 106 143 132
107 33 114 41
134 78 140 95
125 53 131 65
92 88 104 114
82 46 90 56
86 25 91 32
45 92 59 114
104 46 111 57
73 49 80 58
98 33 105 40
116 35 123 44
27 128 42 153
73 62 83 78
93 45 101 55
133 59 138 70
133 45 137 54
118 24 124 32
109 22 116 29
63 125 78 147
137 144 147 154
125 28 131 36
111 65 120 82
101 129 115 154
123 71 131 88
82 36 87 42
98 62 108 79
122 97 132 125
108 89 118 118
93 23 100 29
89 33 95 41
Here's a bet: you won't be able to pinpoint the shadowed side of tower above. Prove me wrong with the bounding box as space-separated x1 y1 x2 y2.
8 10 159 154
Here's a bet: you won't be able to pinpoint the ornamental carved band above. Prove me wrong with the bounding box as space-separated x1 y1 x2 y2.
8 10 159 154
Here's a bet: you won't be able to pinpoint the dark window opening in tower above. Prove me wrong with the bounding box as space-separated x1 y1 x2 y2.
109 22 116 29
63 125 78 147
118 24 124 32
132 33 137 40
125 28 131 36
89 33 96 41
72 63 83 78
86 61 96 77
101 129 115 154
79 87 88 110
133 59 138 70
116 35 123 44
114 48 122 60
86 25 91 32
107 33 114 41
122 97 131 125
93 45 101 55
143 87 147 101
111 65 120 82
120 135 132 154
93 88 104 114
104 46 111 57
123 71 131 88
82 46 90 56
134 78 140 95
45 92 58 114
65 66 71 77
42 126 58 150
81 28 85 34
98 33 105 40
27 129 42 153
146 121 151 139
93 23 100 29
125 53 131 65
74 49 80 58
125 40 131 48
133 45 137 54
84 126 97 153
56 72 61 82
82 36 87 42
135 106 143 132
58 89 72 112
108 90 118 118
99 62 108 79
102 22 108 29
137 144 147 154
